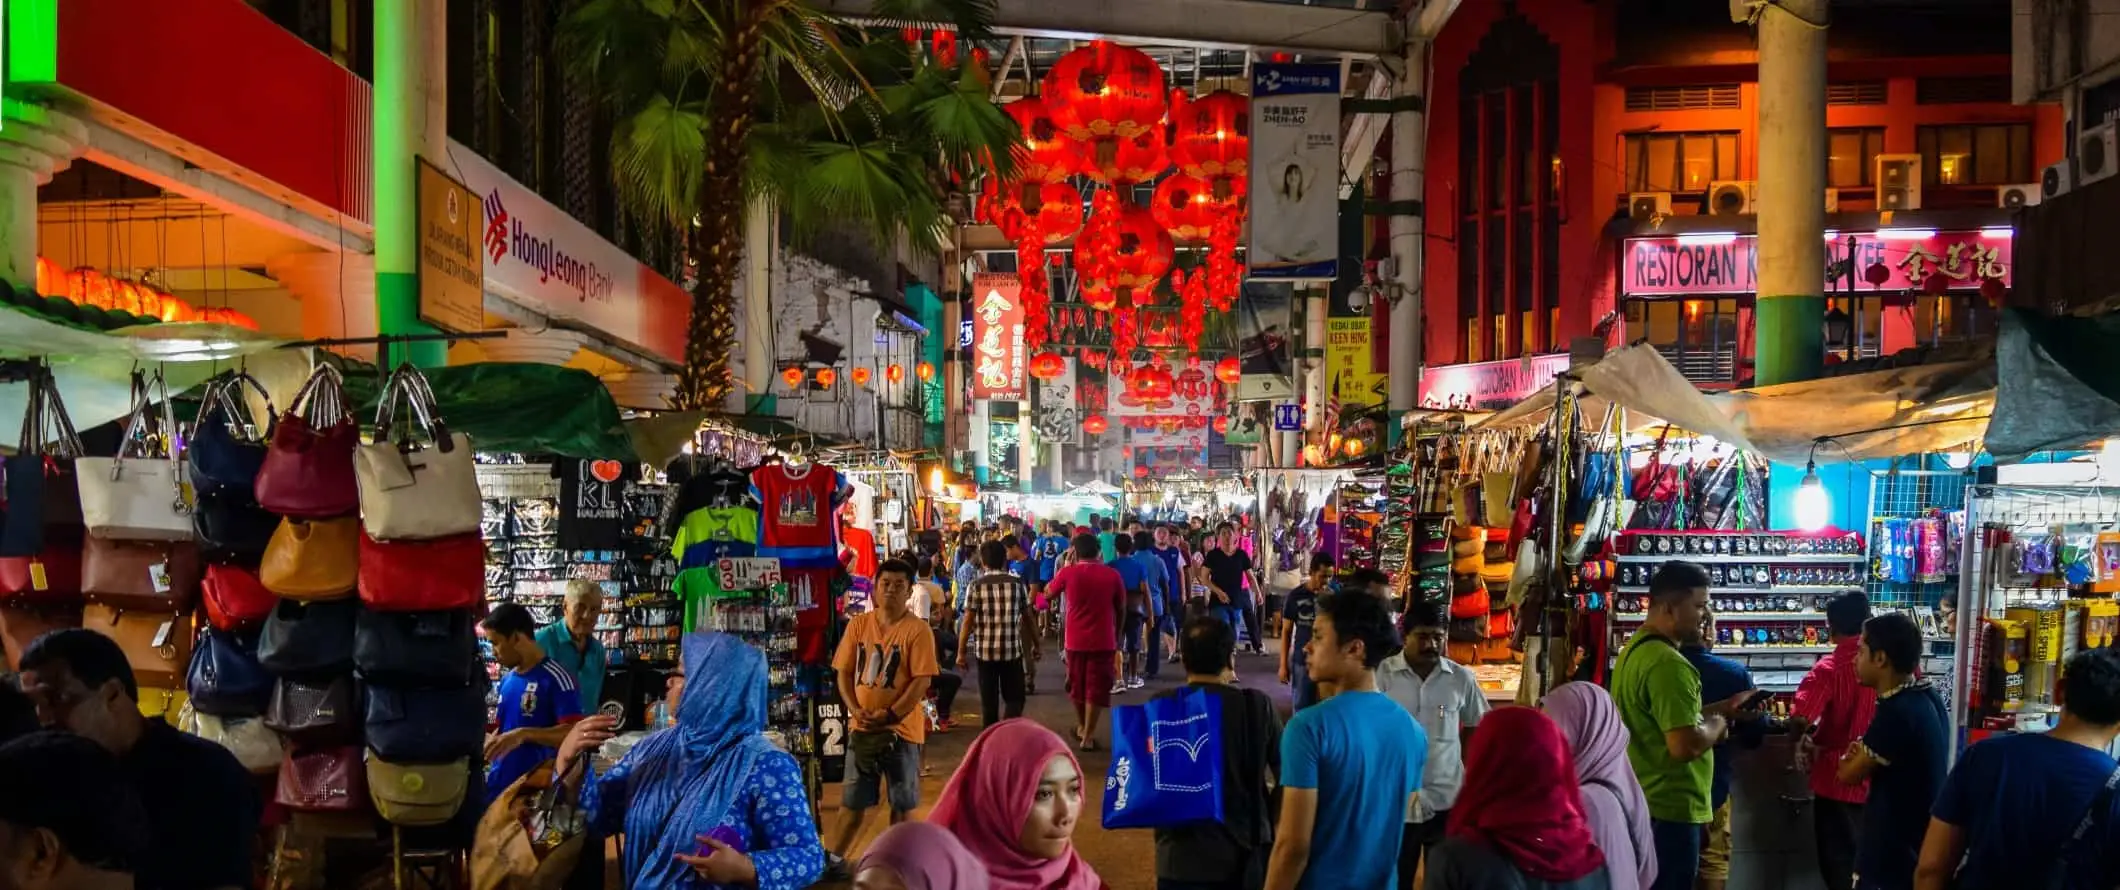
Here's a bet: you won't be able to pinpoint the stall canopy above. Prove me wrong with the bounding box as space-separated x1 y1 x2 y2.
1986 308 2120 462
1475 344 1993 464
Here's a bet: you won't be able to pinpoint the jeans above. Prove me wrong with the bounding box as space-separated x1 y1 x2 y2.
1397 811 1450 890
1145 612 1166 679
1215 605 1242 637
975 658 1027 726
1289 671 1320 710
1236 601 1266 651
1650 819 1704 890
1814 797 1863 890
932 670 962 718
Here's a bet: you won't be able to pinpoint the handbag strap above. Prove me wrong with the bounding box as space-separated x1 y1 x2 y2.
198 371 276 441
286 362 350 428
16 363 83 458
109 370 190 514
372 363 456 453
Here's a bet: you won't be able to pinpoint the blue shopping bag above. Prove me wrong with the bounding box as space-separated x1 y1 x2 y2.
1101 686 1225 829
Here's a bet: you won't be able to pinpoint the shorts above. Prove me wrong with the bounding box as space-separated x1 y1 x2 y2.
1122 613 1149 654
1066 650 1116 707
841 735 921 813
1699 798 1732 880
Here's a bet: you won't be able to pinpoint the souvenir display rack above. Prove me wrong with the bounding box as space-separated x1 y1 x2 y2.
1611 530 1866 688
695 565 818 770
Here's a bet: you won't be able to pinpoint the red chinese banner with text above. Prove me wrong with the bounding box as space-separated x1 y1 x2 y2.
970 273 1028 400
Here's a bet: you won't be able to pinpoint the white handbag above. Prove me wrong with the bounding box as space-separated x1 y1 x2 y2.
77 370 193 541
177 702 285 774
354 365 479 541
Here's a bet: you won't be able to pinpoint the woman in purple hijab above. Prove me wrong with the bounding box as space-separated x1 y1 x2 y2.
1543 681 1660 890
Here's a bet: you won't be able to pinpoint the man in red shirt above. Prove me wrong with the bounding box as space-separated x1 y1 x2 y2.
1048 532 1126 751
1791 590 1879 890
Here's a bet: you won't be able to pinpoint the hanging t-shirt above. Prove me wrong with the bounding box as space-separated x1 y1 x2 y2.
670 506 762 569
751 463 851 569
840 524 879 578
555 459 638 551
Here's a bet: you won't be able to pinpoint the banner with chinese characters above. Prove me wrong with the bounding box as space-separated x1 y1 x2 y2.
969 272 1027 400
1621 231 2012 297
1324 317 1388 410
1033 356 1080 445
1247 63 1341 281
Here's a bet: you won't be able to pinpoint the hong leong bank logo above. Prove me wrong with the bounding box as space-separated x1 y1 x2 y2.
482 189 617 304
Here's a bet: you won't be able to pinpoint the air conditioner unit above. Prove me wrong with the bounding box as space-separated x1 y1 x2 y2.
1627 192 1672 220
1997 183 2042 208
2079 121 2119 187
1824 188 1841 213
2043 161 2074 200
1706 181 1756 215
1875 154 1923 210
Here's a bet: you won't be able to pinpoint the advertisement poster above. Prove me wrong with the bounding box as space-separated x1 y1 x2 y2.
969 273 1027 400
1033 356 1080 445
1324 317 1388 410
1107 375 1216 421
1236 280 1298 402
987 419 1021 488
1248 63 1342 281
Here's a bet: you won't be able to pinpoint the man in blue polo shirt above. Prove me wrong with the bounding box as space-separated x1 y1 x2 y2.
481 603 585 804
1112 533 1152 693
534 579 610 714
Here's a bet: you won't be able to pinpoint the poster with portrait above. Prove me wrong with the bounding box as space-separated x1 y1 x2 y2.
1248 63 1341 281
1034 356 1080 445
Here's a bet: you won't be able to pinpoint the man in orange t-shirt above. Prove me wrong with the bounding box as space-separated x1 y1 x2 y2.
825 558 937 863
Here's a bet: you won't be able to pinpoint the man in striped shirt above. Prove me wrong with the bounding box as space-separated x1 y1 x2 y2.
956 540 1039 726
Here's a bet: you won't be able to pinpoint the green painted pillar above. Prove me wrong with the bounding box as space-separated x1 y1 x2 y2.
372 0 446 368
1753 0 1829 386
910 282 945 450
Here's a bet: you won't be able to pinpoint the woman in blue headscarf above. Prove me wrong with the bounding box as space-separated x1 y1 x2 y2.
556 631 824 889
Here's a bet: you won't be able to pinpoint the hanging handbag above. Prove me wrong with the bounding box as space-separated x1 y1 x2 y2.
276 744 368 814
368 754 471 828
76 370 194 541
353 608 478 687
0 600 82 670
358 532 483 612
259 516 359 601
80 603 191 689
82 535 202 612
254 362 360 518
257 597 360 676
186 372 274 495
184 626 274 718
355 365 480 541
366 681 486 762
2 361 85 556
175 703 285 774
201 563 275 632
265 673 362 742
0 532 84 602
191 487 279 564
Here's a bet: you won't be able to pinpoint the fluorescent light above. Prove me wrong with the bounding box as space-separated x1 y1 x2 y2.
1877 228 1937 241
1676 232 1740 245
1980 226 2014 239
1823 230 1840 239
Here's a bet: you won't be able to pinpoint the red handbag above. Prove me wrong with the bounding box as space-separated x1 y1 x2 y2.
203 564 275 631
276 744 367 813
0 529 84 602
254 364 359 519
357 531 483 612
1451 587 1491 620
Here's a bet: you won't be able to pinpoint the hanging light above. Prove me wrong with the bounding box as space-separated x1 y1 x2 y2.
1083 414 1110 435
890 364 908 383
781 367 805 389
1028 351 1067 380
850 367 874 386
1133 464 1151 479
913 362 932 382
1795 454 1832 532
1344 437 1367 457
1212 416 1229 434
1214 356 1242 386
814 368 838 387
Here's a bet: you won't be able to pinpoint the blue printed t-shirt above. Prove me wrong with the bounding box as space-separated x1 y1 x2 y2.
1151 545 1187 609
1132 553 1168 618
1856 682 1949 890
1280 582 1331 665
1932 732 2120 890
487 658 584 803
1681 646 1757 810
1280 689 1427 890
1113 555 1149 614
1035 535 1069 582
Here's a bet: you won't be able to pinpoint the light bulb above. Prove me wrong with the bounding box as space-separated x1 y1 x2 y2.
1794 464 1831 532
1943 450 1974 470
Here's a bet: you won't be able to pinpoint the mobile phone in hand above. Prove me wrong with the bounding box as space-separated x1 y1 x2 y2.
1739 689 1775 712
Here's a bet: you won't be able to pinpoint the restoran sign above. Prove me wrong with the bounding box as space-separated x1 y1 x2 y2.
1623 231 2012 297
1419 353 1571 411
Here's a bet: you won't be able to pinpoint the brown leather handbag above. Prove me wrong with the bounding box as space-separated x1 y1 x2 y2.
81 604 191 689
82 535 202 612
260 517 359 601
276 744 367 813
0 600 82 670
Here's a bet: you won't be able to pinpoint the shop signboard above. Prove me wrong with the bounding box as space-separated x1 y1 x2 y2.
1247 63 1341 281
1621 231 2012 297
444 142 687 363
415 159 485 333
969 273 1027 401
1419 353 1571 411
1033 357 1080 445
1324 317 1388 409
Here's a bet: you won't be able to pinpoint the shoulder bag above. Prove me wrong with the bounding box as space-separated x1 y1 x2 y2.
80 603 191 689
353 608 477 687
76 369 193 541
358 531 483 612
257 597 360 676
184 626 274 717
260 516 359 601
201 563 275 632
265 673 362 742
175 703 284 774
1 361 85 556
0 600 82 671
355 364 480 540
192 486 279 564
254 362 360 518
276 744 368 814
366 680 487 762
368 754 472 828
0 533 84 604
2036 764 2120 890
472 759 589 890
187 371 274 496
82 534 202 612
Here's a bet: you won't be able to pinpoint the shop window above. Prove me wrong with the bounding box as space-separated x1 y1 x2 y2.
1456 12 1560 363
1828 128 1884 188
1625 132 1741 194
1623 84 1741 112
1917 123 2033 186
1626 297 1741 385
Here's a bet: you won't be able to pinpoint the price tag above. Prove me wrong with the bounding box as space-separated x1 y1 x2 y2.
149 562 172 593
716 557 783 591
28 561 48 591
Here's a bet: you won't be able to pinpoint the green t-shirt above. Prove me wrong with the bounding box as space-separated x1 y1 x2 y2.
1612 630 1713 824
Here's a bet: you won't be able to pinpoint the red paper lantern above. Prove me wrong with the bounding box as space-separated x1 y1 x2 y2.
850 367 874 386
1863 262 1892 287
1133 464 1150 479
1151 174 1221 242
1029 351 1067 380
1214 356 1242 386
983 180 1083 244
1084 414 1110 435
914 362 932 382
887 364 906 383
1168 90 1250 200
814 368 838 387
1084 127 1168 188
1087 202 1174 307
1213 416 1230 434
781 367 805 388
1005 97 1080 193
1979 276 2007 307
1043 42 1167 167
929 29 959 68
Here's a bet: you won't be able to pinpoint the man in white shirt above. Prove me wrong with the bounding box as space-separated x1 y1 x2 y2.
1375 600 1489 890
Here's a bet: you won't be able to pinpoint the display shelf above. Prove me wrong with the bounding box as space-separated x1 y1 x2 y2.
1717 645 1837 654
1615 611 1825 621
1614 585 1854 595
1615 554 1864 565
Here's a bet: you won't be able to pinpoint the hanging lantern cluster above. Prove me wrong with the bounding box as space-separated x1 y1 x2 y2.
35 258 259 329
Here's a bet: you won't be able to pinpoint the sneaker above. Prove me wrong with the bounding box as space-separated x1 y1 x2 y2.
1110 681 1130 696
823 853 853 881
1128 676 1147 690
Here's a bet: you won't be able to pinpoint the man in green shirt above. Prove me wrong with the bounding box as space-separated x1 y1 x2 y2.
1612 560 1754 890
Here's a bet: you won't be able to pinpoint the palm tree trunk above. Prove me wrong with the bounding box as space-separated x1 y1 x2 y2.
675 5 763 411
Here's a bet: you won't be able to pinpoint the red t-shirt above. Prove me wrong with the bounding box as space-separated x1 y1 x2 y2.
1792 636 1878 803
749 464 848 563
1050 561 1126 654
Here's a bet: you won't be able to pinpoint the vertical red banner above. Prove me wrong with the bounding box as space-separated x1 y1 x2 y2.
970 273 1027 400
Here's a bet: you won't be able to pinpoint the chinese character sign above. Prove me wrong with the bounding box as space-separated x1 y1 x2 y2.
969 273 1028 400
1324 317 1388 410
1248 63 1342 281
1621 231 2012 297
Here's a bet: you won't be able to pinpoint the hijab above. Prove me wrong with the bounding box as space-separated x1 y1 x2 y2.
859 822 989 890
930 719 1102 890
1448 706 1607 883
1543 682 1658 890
611 632 781 888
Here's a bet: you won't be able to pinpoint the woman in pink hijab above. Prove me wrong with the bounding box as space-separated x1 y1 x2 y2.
1542 682 1659 890
930 719 1106 890
855 822 988 890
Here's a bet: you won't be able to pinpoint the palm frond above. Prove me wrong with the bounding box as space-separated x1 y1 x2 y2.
863 0 1000 40
610 95 708 226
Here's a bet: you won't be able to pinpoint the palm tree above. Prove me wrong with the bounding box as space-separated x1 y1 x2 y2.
563 0 1018 411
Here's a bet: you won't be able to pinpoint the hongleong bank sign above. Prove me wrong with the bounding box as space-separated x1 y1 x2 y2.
1623 230 2012 297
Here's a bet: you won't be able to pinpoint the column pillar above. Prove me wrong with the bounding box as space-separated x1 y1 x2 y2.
741 199 775 412
0 104 88 290
1386 41 1428 418
372 0 448 367
1753 0 1830 386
